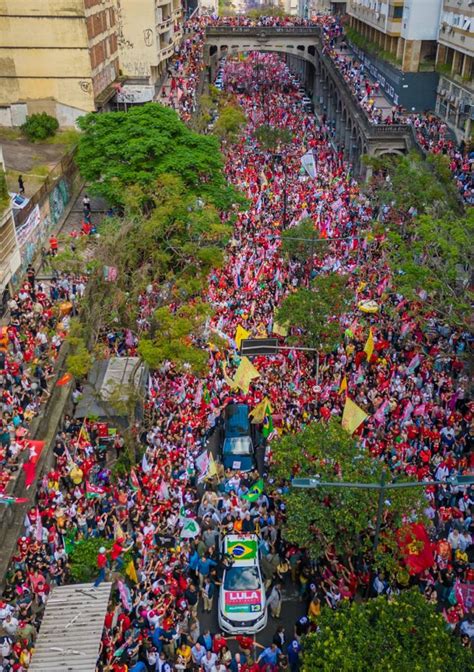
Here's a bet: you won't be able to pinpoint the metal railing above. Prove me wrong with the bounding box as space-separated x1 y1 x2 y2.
206 26 320 36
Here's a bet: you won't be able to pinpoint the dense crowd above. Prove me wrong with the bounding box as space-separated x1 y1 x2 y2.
0 13 472 672
0 269 86 497
320 18 474 204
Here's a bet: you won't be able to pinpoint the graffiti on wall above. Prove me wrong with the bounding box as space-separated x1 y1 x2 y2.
49 179 70 226
11 178 71 288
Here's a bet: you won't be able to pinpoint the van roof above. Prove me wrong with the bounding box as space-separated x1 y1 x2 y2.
224 403 250 437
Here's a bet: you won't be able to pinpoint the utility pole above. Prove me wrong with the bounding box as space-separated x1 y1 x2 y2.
292 474 474 554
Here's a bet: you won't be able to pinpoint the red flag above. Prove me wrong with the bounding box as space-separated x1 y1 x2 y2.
22 440 45 488
397 523 434 575
56 372 73 386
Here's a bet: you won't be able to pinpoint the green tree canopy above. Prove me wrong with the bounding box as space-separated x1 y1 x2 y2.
271 420 423 570
138 300 212 375
76 103 238 210
281 218 319 262
276 273 351 352
255 124 293 151
384 208 473 327
302 588 472 672
214 104 246 141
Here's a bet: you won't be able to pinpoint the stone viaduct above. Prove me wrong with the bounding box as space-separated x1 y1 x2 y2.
205 25 418 175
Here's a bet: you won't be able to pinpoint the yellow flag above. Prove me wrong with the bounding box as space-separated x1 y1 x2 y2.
342 397 368 434
114 520 125 540
222 362 237 389
235 325 250 349
273 320 288 337
125 559 138 583
364 328 374 362
339 375 348 395
233 356 260 394
249 397 273 424
207 453 218 478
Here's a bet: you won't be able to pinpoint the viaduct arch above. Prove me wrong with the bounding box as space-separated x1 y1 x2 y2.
205 26 416 176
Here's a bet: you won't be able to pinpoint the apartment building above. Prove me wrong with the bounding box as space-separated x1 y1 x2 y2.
347 0 443 72
0 1 119 127
114 0 183 94
435 0 473 141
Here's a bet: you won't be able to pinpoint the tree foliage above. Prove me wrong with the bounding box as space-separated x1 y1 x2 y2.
138 300 212 375
21 113 59 141
302 588 472 672
270 421 423 569
214 104 246 141
366 151 461 218
76 103 239 210
281 218 318 261
276 273 351 352
385 208 473 326
255 124 293 151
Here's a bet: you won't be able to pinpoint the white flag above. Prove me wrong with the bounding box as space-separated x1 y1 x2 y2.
180 518 201 538
301 151 316 178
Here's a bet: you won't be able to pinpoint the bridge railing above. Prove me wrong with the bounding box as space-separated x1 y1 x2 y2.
206 26 320 36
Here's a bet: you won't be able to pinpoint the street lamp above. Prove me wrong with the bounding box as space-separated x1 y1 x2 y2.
292 473 474 553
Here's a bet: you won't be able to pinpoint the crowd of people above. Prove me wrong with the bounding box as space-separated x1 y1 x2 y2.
0 12 472 672
0 269 86 499
319 17 474 204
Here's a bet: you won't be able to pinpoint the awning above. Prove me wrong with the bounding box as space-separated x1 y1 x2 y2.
29 582 112 672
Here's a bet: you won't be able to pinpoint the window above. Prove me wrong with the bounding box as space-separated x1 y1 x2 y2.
224 567 260 591
392 6 403 19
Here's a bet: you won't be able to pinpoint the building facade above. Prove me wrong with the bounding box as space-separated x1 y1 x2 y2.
347 0 443 72
435 0 473 141
0 0 119 127
114 0 183 90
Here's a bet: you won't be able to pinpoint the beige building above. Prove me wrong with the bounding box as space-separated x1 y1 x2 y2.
0 0 119 127
0 205 20 299
435 0 473 141
114 0 183 90
347 0 443 72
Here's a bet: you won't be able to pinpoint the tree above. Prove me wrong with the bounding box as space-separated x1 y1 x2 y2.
76 103 239 210
384 208 473 327
247 6 286 18
0 170 8 210
66 320 92 380
281 218 318 262
21 113 59 141
138 300 212 375
214 104 246 141
302 589 472 672
270 420 423 569
255 124 293 152
276 273 351 352
366 151 461 219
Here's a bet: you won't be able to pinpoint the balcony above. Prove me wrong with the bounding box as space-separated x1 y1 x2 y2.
157 17 173 33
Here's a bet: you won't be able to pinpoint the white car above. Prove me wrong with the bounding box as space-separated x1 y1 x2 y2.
218 534 267 634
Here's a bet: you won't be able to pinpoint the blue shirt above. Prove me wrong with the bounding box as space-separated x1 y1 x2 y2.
197 557 217 576
260 646 280 665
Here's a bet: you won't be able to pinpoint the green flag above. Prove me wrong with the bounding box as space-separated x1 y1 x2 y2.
262 405 274 438
242 478 264 502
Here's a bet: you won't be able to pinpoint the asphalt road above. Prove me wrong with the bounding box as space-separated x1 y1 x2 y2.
198 581 305 653
201 425 306 654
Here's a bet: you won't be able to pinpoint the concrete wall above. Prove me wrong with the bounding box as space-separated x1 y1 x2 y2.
401 0 443 41
10 152 81 288
115 0 158 82
0 0 118 121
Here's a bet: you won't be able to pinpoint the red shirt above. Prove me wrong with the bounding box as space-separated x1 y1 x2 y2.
97 552 107 569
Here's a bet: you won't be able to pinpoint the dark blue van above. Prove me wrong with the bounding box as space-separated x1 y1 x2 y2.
221 403 255 472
